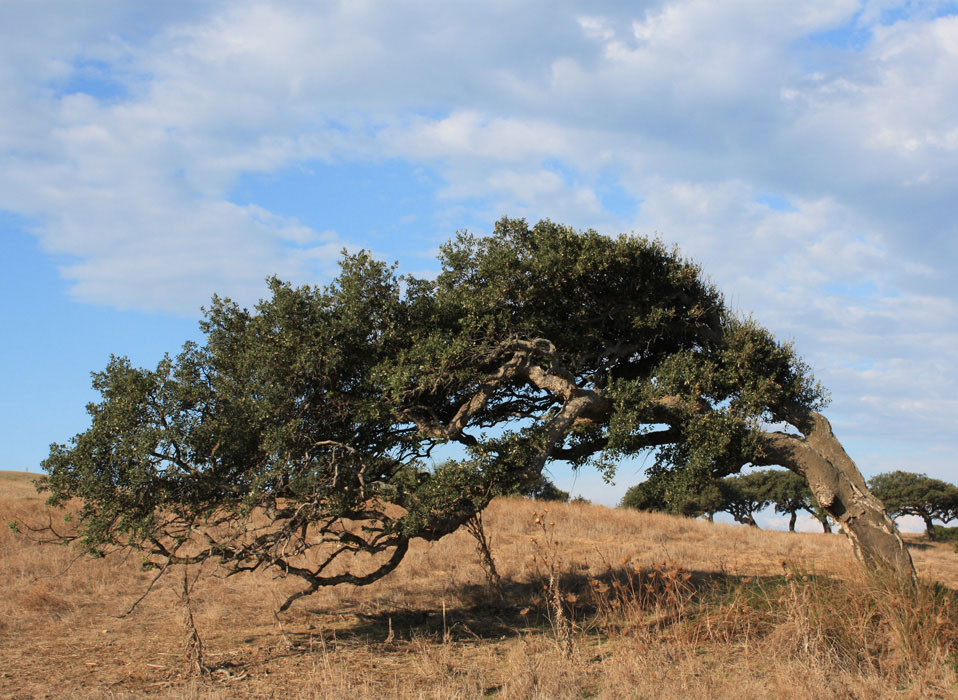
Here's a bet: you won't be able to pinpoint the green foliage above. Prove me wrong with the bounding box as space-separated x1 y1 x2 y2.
760 468 831 532
41 218 828 608
932 526 958 544
519 476 570 502
620 479 667 512
622 468 833 532
869 471 958 539
621 471 724 518
621 470 772 527
719 471 774 527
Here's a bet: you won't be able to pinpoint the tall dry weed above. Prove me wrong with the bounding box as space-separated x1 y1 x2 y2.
677 562 958 682
528 508 577 659
587 559 697 636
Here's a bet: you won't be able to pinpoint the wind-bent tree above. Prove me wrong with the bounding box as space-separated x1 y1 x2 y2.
869 471 958 540
40 219 913 610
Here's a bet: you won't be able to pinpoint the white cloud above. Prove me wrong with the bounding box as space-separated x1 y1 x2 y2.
1 1 957 476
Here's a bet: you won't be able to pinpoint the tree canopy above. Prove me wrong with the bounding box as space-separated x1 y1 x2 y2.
622 468 831 532
621 471 724 520
40 219 913 609
869 471 958 540
719 472 773 528
761 468 832 532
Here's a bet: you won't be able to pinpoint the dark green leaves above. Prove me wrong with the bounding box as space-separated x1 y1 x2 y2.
40 217 830 604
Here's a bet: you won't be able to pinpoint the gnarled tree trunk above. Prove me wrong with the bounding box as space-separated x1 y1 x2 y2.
755 411 915 578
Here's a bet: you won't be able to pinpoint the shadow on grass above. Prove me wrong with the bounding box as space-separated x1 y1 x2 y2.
282 566 801 651
263 560 958 673
297 577 562 646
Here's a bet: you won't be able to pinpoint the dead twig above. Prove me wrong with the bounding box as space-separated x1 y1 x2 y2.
119 557 173 617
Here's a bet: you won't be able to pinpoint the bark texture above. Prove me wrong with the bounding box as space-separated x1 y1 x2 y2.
755 411 914 577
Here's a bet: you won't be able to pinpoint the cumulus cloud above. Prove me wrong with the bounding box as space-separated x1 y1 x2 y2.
1 0 956 474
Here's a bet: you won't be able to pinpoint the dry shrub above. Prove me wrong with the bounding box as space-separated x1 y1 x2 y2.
496 636 592 700
528 508 578 659
588 560 697 634
682 563 958 682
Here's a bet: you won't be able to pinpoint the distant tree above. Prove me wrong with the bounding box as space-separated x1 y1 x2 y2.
39 219 913 612
696 481 727 522
719 472 773 528
622 475 686 515
762 468 831 533
869 471 958 540
811 508 833 534
520 475 570 502
621 476 668 511
621 473 725 521
625 468 834 532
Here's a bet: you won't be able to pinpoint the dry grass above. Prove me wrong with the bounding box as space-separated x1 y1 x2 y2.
2 471 958 699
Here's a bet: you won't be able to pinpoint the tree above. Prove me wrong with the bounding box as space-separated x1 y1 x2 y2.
519 475 570 502
621 473 724 520
868 471 958 540
719 472 773 528
696 481 727 523
761 468 831 533
40 219 913 611
620 479 668 512
623 469 833 532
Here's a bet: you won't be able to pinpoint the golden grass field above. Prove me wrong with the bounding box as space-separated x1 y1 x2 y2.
3 469 958 699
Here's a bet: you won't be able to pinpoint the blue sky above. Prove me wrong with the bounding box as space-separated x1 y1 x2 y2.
2 1 957 531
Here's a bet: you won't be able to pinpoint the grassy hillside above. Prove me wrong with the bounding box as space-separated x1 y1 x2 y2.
2 470 957 699
0 470 37 481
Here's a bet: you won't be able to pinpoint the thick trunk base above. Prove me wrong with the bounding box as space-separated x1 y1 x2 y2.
758 412 915 579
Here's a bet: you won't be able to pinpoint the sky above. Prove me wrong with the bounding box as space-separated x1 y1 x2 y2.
1 1 957 532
